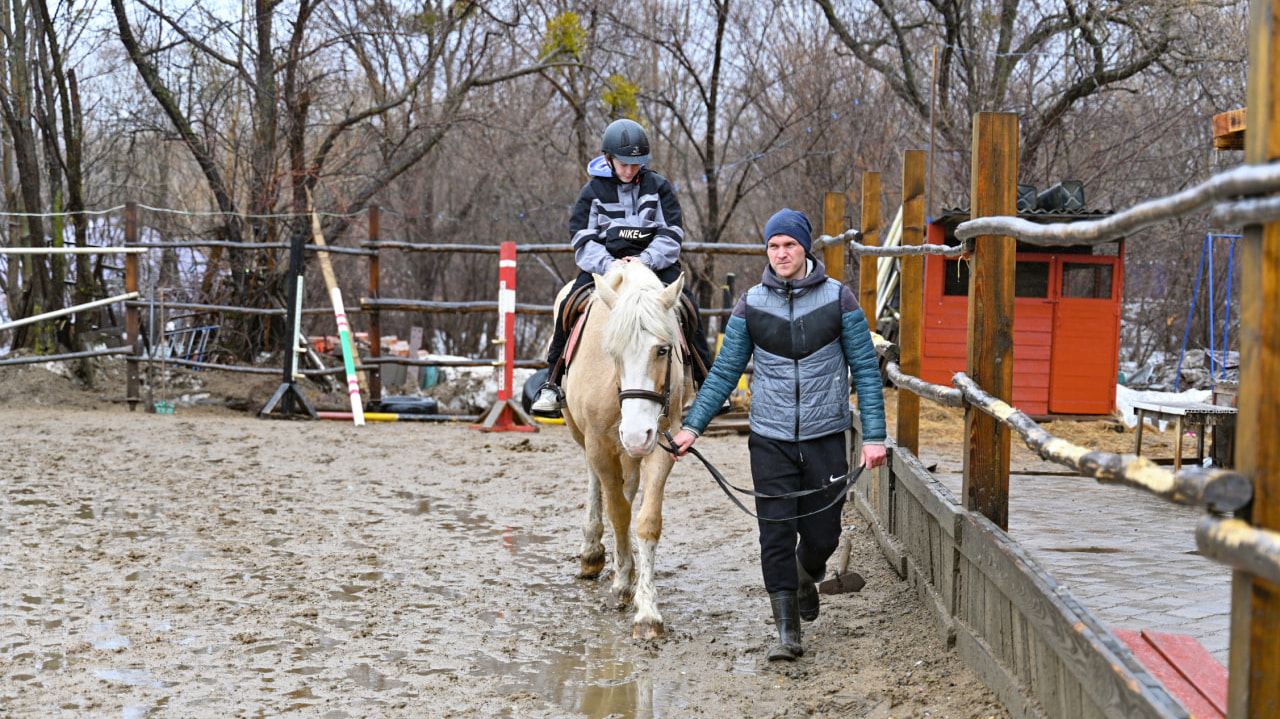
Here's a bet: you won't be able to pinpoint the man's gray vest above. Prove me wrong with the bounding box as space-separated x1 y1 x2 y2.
743 278 851 441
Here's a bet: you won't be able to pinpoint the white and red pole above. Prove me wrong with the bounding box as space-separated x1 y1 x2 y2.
496 241 516 403
472 241 535 431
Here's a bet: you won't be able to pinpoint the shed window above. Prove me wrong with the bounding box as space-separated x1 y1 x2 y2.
1016 261 1050 298
942 259 1049 298
942 259 969 296
1062 263 1112 299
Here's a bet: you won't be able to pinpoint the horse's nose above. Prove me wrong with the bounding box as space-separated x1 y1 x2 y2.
620 426 656 457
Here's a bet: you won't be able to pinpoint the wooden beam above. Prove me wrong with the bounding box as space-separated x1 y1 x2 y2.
1214 108 1247 151
368 206 383 402
898 151 926 456
125 202 139 412
823 192 846 283
963 113 1017 531
1233 3 1280 715
859 173 881 322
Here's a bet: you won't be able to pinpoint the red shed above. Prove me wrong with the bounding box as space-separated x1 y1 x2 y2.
920 206 1123 417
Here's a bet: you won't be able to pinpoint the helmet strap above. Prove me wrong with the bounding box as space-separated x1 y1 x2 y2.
605 155 639 184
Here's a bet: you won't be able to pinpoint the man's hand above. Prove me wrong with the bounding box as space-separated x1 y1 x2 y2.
861 443 887 469
670 429 698 459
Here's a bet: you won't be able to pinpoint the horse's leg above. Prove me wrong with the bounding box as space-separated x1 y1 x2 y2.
603 459 638 604
630 451 673 639
578 462 606 579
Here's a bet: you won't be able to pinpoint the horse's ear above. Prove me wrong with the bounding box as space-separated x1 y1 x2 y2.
658 272 684 310
594 272 619 308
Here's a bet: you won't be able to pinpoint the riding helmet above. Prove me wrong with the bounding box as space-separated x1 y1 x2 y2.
601 119 651 165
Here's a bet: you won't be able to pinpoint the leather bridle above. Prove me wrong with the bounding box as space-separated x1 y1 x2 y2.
616 342 676 420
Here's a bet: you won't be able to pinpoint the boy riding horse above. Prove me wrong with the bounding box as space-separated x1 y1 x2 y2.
531 119 712 417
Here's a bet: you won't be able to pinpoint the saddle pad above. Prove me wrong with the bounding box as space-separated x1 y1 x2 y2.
563 302 591 371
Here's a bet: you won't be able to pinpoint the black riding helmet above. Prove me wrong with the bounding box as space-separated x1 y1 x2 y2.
601 119 651 165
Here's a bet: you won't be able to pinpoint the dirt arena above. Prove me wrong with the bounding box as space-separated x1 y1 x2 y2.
0 358 1156 718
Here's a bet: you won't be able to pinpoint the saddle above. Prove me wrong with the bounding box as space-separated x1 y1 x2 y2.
558 282 708 384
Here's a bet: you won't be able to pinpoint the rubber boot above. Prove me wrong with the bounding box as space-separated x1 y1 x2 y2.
797 560 820 622
767 591 804 661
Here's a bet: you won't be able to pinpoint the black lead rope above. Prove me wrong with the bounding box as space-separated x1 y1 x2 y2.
659 431 863 524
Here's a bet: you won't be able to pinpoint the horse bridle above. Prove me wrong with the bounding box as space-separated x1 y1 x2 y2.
616 342 676 419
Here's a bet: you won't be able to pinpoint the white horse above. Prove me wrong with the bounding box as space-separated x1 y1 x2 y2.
558 262 689 639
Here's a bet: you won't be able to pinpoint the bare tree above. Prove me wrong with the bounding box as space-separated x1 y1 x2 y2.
109 0 575 357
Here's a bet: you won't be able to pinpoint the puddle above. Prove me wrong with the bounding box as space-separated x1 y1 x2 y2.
1045 546 1123 554
459 640 690 718
94 668 170 688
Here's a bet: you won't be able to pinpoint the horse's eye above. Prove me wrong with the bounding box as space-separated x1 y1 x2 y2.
656 346 669 357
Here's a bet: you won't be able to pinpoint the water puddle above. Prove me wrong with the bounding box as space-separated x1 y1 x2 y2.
459 640 690 718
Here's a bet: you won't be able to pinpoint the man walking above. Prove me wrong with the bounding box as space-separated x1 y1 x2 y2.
671 208 887 661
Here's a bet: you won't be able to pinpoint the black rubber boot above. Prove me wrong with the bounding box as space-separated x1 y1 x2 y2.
797 560 820 622
767 591 804 661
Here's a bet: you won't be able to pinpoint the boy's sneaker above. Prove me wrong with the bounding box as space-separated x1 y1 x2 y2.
530 384 564 418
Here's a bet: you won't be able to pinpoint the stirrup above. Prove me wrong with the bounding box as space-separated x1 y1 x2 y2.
530 383 565 418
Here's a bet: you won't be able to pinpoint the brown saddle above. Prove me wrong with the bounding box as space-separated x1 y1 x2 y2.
559 282 707 382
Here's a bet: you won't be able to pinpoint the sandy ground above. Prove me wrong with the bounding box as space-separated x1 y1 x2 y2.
0 359 1028 718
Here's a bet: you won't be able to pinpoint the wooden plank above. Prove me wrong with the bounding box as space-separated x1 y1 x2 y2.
954 617 1047 719
860 173 881 322
1142 631 1228 716
1238 4 1280 712
1213 108 1247 150
1214 107 1247 138
824 192 846 283
898 150 926 456
1114 629 1224 719
1031 631 1066 718
851 482 908 578
964 113 1017 530
891 447 963 538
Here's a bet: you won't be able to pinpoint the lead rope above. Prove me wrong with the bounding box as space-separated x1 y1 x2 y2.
659 430 863 523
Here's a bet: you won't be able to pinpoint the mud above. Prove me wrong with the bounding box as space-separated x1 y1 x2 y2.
0 362 1012 718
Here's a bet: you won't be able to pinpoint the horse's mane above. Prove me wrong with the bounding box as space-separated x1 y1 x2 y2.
601 263 681 358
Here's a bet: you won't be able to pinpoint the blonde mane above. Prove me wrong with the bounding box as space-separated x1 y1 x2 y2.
600 264 681 358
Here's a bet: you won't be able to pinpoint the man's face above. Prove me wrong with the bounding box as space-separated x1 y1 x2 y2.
767 234 807 281
611 158 642 183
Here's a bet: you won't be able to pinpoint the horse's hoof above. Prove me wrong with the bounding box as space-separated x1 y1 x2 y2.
610 587 634 606
579 553 606 579
632 620 662 640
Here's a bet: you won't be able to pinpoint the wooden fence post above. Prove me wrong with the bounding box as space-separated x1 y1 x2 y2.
125 202 139 411
824 192 846 283
963 113 1017 531
1233 3 1280 714
860 173 881 323
368 205 382 402
898 151 926 456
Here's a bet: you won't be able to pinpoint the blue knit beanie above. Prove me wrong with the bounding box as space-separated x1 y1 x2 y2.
763 209 813 254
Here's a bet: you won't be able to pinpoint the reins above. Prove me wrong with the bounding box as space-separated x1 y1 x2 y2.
658 430 863 523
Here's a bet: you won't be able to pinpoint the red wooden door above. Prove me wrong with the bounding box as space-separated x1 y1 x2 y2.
1049 256 1121 414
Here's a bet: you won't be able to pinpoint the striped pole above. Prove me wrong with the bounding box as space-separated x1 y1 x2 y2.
471 241 536 432
497 241 516 403
309 202 365 426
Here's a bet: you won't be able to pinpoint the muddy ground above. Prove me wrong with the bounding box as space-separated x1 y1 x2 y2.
0 358 1168 718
